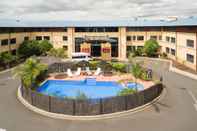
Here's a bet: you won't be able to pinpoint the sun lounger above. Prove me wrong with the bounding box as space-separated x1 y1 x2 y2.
86 67 92 75
67 68 73 77
75 67 81 76
94 67 102 76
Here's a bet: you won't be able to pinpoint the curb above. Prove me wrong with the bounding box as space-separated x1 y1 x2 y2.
17 85 166 121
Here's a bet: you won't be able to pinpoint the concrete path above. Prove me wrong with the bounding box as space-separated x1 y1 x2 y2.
0 60 197 131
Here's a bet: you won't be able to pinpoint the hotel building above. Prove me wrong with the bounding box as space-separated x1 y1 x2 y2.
0 17 197 71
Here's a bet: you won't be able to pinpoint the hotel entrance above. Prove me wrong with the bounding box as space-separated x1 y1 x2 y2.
75 36 118 59
91 41 101 57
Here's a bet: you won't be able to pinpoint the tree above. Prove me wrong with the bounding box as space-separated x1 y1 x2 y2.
13 57 47 89
47 48 67 58
143 39 159 57
0 52 16 68
37 40 53 55
131 63 142 89
17 40 53 58
17 41 32 57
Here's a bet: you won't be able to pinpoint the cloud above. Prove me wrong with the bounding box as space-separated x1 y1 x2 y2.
0 0 196 20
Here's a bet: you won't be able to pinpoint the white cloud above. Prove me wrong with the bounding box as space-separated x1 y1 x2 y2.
0 0 196 20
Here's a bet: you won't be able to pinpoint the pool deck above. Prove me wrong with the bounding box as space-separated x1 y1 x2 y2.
48 74 154 89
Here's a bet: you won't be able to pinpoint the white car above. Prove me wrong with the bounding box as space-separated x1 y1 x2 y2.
71 52 92 62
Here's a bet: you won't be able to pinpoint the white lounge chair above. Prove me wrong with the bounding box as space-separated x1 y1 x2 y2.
75 67 81 76
86 67 92 75
67 68 73 77
94 67 101 76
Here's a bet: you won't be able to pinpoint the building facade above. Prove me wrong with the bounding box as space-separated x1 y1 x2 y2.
0 18 197 71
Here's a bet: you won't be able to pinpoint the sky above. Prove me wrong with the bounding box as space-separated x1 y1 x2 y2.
0 0 197 21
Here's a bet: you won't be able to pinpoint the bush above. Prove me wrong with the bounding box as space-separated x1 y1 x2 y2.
47 48 67 58
111 62 127 73
160 52 167 58
37 40 53 56
131 63 143 80
140 70 151 81
133 48 143 57
118 88 136 96
89 60 100 70
98 60 112 73
143 39 159 57
0 52 16 68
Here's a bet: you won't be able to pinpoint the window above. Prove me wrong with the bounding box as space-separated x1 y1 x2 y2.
159 36 162 40
186 54 194 63
75 27 118 32
127 36 131 41
186 39 194 48
137 36 144 41
150 36 157 40
10 38 16 44
132 36 136 41
43 36 50 40
171 49 176 56
63 36 68 41
166 36 170 42
171 37 176 43
24 36 29 41
126 27 145 32
36 36 42 40
1 39 8 46
166 47 170 53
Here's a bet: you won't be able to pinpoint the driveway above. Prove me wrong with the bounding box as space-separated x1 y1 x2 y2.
0 60 197 131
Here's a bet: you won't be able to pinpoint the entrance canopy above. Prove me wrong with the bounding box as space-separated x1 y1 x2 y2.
84 36 117 43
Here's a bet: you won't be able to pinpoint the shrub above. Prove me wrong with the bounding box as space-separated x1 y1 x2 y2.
0 52 16 68
140 71 151 81
98 60 112 73
160 52 167 58
131 63 142 78
111 62 127 73
37 40 53 55
89 60 100 70
143 39 160 57
47 48 67 58
118 88 136 96
133 48 143 57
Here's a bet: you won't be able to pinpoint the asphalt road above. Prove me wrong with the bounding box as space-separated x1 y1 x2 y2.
0 60 197 131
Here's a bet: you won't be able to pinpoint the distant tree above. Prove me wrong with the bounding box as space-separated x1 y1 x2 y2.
47 48 67 58
0 52 16 68
17 40 53 58
37 40 53 55
143 39 159 57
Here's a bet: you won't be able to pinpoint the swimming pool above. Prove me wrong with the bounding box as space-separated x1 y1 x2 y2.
37 79 144 99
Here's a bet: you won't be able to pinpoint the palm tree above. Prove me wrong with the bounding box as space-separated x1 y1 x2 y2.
13 57 47 89
131 63 142 90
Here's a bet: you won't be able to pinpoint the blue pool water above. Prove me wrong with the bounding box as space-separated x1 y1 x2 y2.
37 79 144 99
